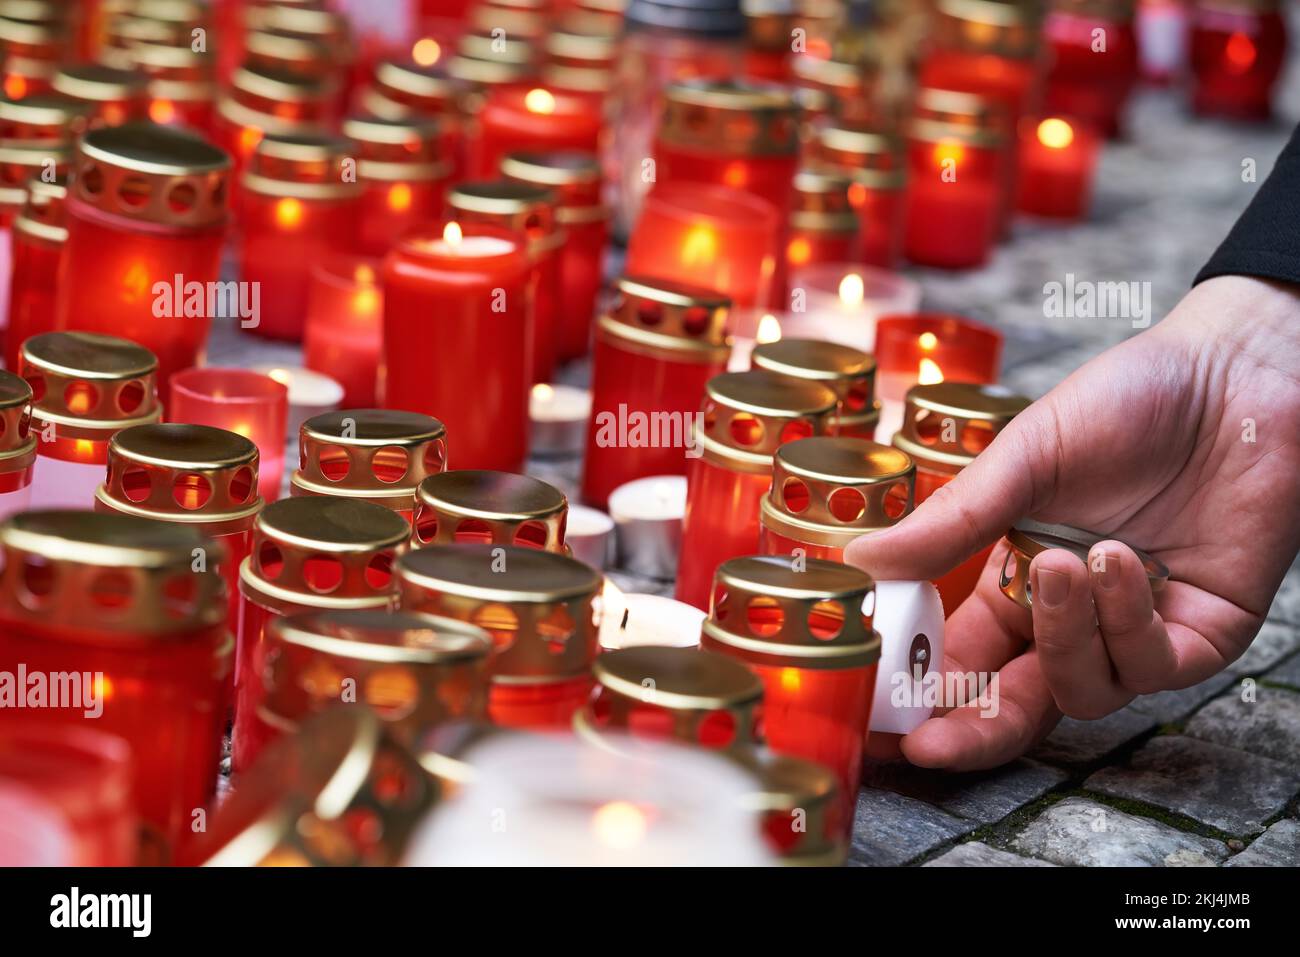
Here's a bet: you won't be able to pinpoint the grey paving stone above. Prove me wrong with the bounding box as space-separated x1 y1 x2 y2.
1012 796 1228 867
863 759 1068 824
924 842 1057 867
847 787 976 867
1130 673 1236 724
1184 686 1300 765
1266 563 1300 627
1223 820 1300 868
1084 736 1300 835
1267 652 1300 690
1228 620 1300 676
1030 707 1158 767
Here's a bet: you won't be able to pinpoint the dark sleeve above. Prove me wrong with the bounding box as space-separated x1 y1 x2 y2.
1195 124 1300 287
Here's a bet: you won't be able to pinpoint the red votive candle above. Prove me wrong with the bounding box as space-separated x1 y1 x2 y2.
626 181 780 311
169 367 288 503
382 220 531 472
759 436 914 563
791 50 892 132
344 113 451 257
675 370 839 609
582 276 731 510
0 511 231 862
54 122 231 392
892 382 1030 616
812 123 908 270
95 422 263 641
0 370 34 518
291 408 448 521
0 11 66 102
239 132 362 342
502 150 608 361
412 469 568 551
701 555 880 843
397 544 601 731
232 496 410 772
1189 0 1287 120
5 177 65 369
132 41 218 134
23 332 161 510
51 63 147 128
752 338 881 440
303 255 384 407
472 85 602 179
786 168 861 273
1016 115 1101 220
363 58 468 179
212 65 332 190
1045 0 1141 136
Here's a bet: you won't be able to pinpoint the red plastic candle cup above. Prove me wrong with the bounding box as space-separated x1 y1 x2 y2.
701 556 881 843
363 58 467 179
344 113 451 257
243 3 355 110
411 469 568 551
212 65 332 192
758 436 914 563
0 12 66 103
54 123 231 393
1016 116 1101 220
381 220 531 472
539 26 616 109
132 41 218 134
502 150 608 361
626 181 780 311
675 371 839 610
1044 0 1140 137
397 544 601 731
51 63 148 128
581 276 732 510
0 725 136 866
94 423 263 651
903 89 1007 269
23 332 162 511
0 371 35 519
169 367 289 503
751 338 881 440
786 169 861 273
1189 0 1287 120
892 382 1030 616
239 132 362 342
472 85 602 179
232 497 410 772
5 178 65 371
873 313 1004 441
447 181 563 385
303 255 385 407
813 124 908 270
291 409 448 523
0 511 231 862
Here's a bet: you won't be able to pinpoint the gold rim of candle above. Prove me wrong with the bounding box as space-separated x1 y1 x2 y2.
660 78 799 156
52 63 146 102
734 748 845 864
373 59 460 103
292 409 447 509
595 645 763 712
0 92 88 138
12 175 66 243
0 370 35 467
599 274 732 357
413 470 566 533
21 331 162 437
699 371 839 473
231 63 329 104
892 382 1031 474
999 520 1169 611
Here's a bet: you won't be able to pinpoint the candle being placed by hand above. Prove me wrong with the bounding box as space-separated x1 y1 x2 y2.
608 475 687 581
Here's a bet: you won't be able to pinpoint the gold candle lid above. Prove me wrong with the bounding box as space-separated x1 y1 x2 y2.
447 180 559 247
752 338 878 428
815 123 907 191
702 555 880 669
577 646 763 750
258 608 492 746
790 168 858 233
371 59 462 114
0 370 35 470
659 79 799 157
469 4 547 39
0 93 89 144
0 141 69 211
240 496 411 616
0 509 227 635
243 131 359 200
597 275 731 361
97 424 262 535
20 332 161 439
246 3 354 68
911 87 1008 147
540 62 612 96
129 41 215 89
455 29 537 68
193 707 435 866
735 748 843 865
935 0 1044 59
292 409 448 513
0 6 67 60
500 150 603 214
52 62 147 105
227 62 333 112
396 544 601 685
698 370 839 473
762 436 915 548
1051 0 1137 16
545 28 618 68
412 470 568 552
243 28 334 80
892 382 1031 475
999 520 1170 610
12 173 65 244
341 113 448 183
72 122 230 229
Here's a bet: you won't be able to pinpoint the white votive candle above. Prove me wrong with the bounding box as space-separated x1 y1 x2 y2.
607 474 687 580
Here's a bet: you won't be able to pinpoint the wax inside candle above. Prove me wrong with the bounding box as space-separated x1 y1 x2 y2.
608 476 688 521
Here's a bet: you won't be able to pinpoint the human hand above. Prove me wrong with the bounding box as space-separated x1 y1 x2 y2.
847 275 1300 770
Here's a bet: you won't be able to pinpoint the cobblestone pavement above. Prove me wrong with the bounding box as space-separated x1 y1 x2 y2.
210 28 1300 865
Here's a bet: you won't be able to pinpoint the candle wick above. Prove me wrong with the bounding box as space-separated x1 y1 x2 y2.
620 608 629 630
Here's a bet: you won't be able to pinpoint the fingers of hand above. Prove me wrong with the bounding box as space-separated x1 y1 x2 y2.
1088 541 1179 695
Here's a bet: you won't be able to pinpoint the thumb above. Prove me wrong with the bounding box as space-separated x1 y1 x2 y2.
846 408 1052 581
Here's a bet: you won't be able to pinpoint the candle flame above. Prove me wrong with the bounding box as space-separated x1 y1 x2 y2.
102 104 126 127
918 331 938 352
1225 32 1257 73
532 383 554 403
75 439 96 459
353 287 380 314
412 37 441 67
933 140 964 169
757 313 782 344
149 99 177 125
265 368 293 386
93 673 114 702
787 236 811 266
238 125 263 158
387 182 413 212
275 197 304 230
918 357 944 385
722 161 747 189
355 264 376 285
1037 118 1074 150
524 88 556 114
3 73 26 100
591 801 648 851
681 225 716 266
838 273 865 307
780 667 802 693
122 262 150 303
443 221 463 245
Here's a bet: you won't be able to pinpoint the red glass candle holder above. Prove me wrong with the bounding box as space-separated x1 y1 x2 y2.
344 113 451 257
0 11 66 102
758 436 915 563
397 544 601 731
1045 0 1140 136
363 58 468 178
675 370 839 609
381 220 531 471
790 51 893 131
541 26 616 108
55 122 231 392
626 181 780 311
701 555 880 843
787 169 860 272
5 177 64 370
246 2 356 108
473 85 603 179
0 91 88 150
132 40 218 134
812 124 908 270
212 65 332 189
232 496 410 772
446 33 539 124
22 331 161 510
892 382 1030 615
169 367 289 503
448 180 563 385
752 338 881 440
51 63 147 127
0 511 231 861
502 150 608 361
1189 0 1287 120
239 132 362 342
0 370 34 519
0 725 136 866
412 468 568 550
303 255 384 407
95 422 263 641
581 276 731 510
236 608 491 771
291 408 448 521
1016 115 1102 220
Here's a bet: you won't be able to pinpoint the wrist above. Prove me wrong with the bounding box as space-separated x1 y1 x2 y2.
1164 276 1300 375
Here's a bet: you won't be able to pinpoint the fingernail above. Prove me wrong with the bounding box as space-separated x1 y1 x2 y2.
1092 548 1121 589
1035 568 1070 608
